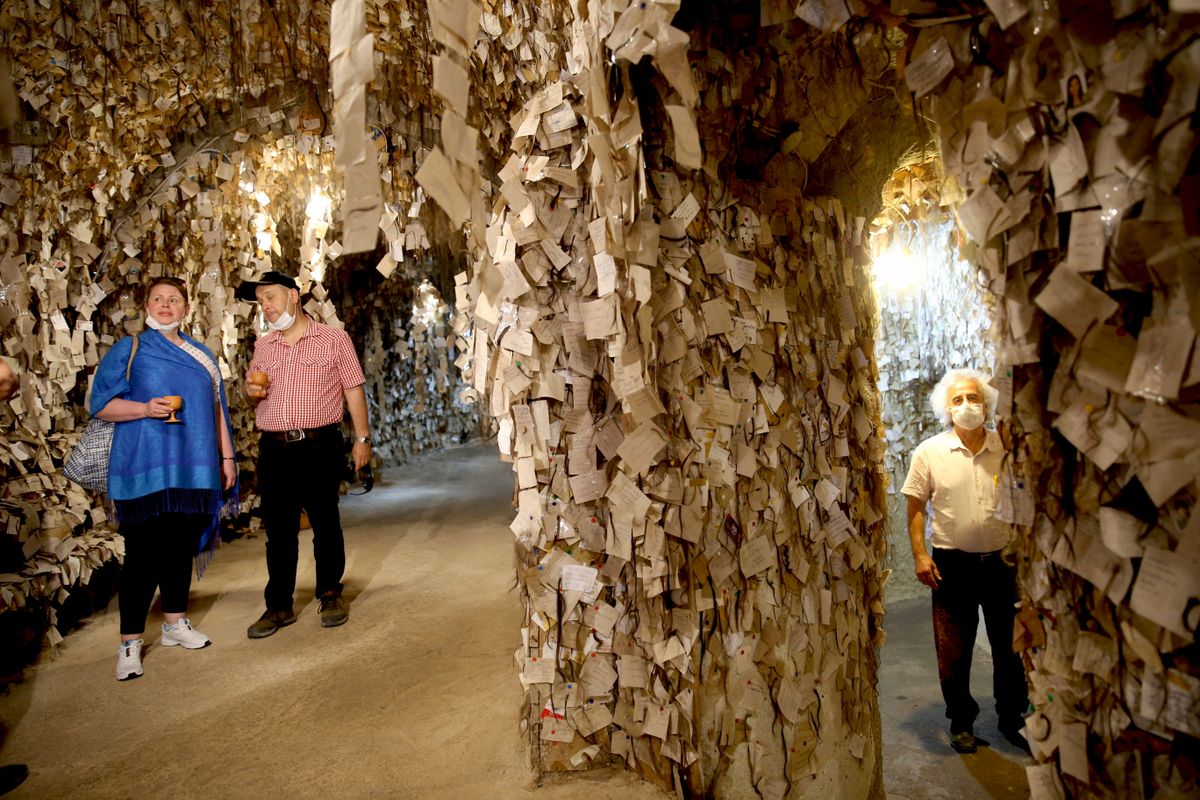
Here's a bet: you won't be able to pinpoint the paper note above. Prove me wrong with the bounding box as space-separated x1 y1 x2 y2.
561 564 599 593
665 105 702 170
1066 210 1106 272
415 146 470 226
329 0 365 61
1034 266 1119 338
956 185 1012 244
331 34 375 100
905 37 954 97
1026 763 1065 800
433 55 470 117
739 534 775 577
1124 317 1194 402
615 421 667 476
1129 546 1200 638
983 0 1028 28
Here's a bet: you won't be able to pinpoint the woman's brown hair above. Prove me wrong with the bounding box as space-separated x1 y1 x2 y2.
142 276 189 305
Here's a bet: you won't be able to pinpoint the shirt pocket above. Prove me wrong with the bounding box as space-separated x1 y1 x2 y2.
298 351 334 370
979 470 1001 515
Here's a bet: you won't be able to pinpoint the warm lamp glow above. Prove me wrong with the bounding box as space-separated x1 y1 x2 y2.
413 280 441 327
871 245 923 294
306 190 331 220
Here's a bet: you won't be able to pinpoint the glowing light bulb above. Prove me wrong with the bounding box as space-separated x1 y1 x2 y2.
872 245 923 295
306 191 331 220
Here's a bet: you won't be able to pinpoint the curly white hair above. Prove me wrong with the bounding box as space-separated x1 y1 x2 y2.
930 368 998 428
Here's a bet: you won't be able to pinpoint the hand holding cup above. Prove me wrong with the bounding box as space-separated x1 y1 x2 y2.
247 370 270 399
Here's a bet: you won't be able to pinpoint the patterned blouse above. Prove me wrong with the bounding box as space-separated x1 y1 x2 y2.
178 339 221 403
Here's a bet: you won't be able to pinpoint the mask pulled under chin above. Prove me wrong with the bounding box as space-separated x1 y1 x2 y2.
145 316 181 332
267 306 296 332
951 403 985 430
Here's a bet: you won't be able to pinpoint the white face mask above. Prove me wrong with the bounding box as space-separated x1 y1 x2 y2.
146 315 181 332
266 295 297 331
951 402 985 431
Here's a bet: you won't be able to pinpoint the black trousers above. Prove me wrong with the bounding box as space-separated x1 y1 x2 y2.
258 429 346 612
931 548 1029 733
119 512 209 635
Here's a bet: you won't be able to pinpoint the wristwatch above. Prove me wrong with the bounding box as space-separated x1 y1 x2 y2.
355 435 372 445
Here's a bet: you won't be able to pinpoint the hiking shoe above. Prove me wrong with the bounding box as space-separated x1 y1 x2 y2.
161 618 211 649
318 593 348 628
116 639 144 681
247 609 296 639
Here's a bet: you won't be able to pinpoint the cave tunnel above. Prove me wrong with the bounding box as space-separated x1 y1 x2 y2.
0 0 1197 798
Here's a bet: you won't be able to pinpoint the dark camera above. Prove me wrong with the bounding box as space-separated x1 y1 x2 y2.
342 461 374 494
341 438 374 495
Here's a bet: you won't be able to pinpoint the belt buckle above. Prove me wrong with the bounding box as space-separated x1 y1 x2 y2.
283 429 305 442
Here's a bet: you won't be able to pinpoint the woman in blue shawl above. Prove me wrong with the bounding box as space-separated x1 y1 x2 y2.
90 276 238 681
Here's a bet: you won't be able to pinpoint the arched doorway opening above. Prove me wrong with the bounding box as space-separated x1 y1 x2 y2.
869 152 1029 798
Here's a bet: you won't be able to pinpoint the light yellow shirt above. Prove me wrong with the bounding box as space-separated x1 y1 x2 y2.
901 429 1010 553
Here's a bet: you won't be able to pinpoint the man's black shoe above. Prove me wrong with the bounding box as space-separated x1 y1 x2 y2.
318 593 348 627
0 764 29 796
949 730 978 754
247 609 296 639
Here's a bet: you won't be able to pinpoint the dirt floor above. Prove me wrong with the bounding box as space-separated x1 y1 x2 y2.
0 443 1030 799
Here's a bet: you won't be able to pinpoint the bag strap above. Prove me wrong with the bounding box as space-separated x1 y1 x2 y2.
125 334 139 382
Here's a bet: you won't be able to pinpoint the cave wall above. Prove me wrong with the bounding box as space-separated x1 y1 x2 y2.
454 3 892 797
447 0 1200 796
894 0 1200 796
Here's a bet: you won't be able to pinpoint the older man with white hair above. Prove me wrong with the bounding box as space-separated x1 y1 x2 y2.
901 367 1029 755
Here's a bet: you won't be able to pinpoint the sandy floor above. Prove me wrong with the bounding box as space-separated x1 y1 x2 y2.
0 443 668 800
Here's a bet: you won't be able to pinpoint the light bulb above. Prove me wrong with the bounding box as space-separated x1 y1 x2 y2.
306 191 331 220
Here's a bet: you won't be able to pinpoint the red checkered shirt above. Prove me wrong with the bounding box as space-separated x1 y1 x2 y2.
247 318 366 432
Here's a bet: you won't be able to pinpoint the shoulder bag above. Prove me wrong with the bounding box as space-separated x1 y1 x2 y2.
62 335 139 493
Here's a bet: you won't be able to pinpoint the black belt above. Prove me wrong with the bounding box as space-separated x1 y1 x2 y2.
933 548 1004 562
262 423 341 443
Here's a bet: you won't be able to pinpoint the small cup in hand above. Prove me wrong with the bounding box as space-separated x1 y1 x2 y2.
163 395 183 424
248 370 270 399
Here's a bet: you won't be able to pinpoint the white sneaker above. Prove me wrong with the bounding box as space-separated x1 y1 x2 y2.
116 639 144 681
160 618 211 650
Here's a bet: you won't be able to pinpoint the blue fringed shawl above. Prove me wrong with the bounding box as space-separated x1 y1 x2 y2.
90 331 238 541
